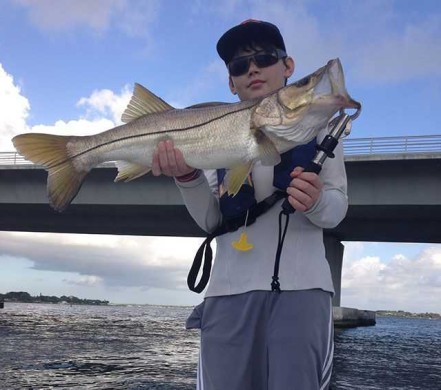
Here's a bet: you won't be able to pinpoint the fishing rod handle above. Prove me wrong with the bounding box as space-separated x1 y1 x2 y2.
280 113 352 215
281 161 322 214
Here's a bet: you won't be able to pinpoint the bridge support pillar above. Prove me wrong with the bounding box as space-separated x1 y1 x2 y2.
324 234 343 307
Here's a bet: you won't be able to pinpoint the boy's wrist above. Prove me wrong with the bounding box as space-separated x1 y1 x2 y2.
175 169 201 182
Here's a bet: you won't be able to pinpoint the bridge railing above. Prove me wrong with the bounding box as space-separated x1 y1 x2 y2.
343 134 441 156
1 135 440 166
0 153 115 167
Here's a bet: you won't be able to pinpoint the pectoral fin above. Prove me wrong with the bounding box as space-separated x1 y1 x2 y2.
255 129 281 166
114 161 151 182
224 162 253 196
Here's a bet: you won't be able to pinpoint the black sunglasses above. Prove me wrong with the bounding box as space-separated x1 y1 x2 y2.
228 49 287 77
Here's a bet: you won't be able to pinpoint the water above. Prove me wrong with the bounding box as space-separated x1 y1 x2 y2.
333 317 440 389
0 303 440 389
0 304 198 389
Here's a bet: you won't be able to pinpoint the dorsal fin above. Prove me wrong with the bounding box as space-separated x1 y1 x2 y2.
121 83 174 123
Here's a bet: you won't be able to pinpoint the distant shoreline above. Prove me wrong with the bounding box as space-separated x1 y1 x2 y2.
375 310 440 320
1 292 439 318
0 291 109 306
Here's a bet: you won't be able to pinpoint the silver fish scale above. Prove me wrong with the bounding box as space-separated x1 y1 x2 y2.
70 99 262 171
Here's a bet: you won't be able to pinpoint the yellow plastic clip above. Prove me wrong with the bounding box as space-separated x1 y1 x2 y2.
232 232 254 251
232 210 253 252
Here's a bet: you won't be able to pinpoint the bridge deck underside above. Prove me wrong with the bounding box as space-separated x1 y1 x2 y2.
1 157 440 243
0 203 440 243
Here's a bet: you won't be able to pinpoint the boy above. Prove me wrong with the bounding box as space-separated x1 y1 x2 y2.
152 20 347 390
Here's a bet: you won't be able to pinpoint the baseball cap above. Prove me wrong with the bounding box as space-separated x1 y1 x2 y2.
216 19 286 64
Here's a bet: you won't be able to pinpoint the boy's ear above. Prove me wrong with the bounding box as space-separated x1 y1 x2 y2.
229 76 237 95
284 56 295 78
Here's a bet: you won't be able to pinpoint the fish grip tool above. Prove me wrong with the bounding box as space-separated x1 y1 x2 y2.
271 111 356 292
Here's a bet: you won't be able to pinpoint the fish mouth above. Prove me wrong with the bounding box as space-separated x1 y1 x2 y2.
314 59 361 107
276 58 361 116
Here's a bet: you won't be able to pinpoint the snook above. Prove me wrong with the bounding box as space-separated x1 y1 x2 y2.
12 58 361 212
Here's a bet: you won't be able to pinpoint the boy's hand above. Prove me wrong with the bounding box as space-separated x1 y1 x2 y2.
286 167 323 212
152 140 195 177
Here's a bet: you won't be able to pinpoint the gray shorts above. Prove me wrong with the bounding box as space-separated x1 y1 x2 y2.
186 289 333 390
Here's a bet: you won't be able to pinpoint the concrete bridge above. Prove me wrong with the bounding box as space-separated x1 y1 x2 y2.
1 135 440 314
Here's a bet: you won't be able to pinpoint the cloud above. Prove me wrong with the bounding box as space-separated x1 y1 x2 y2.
77 85 132 124
0 64 30 150
3 230 439 312
0 63 131 152
342 244 441 313
0 231 203 291
30 118 116 138
12 0 160 38
64 275 103 287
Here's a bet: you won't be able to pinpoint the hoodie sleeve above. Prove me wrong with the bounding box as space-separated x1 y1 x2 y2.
174 169 222 233
303 131 348 229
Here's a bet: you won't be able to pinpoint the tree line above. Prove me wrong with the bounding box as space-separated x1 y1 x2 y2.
0 291 109 305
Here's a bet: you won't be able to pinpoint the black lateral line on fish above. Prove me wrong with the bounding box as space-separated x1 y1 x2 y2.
47 102 259 169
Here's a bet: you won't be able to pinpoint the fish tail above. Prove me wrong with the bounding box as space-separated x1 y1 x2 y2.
12 133 88 212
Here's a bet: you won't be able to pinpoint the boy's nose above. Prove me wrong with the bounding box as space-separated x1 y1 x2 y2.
247 59 260 74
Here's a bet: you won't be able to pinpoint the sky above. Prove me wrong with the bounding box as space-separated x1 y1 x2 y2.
0 0 440 313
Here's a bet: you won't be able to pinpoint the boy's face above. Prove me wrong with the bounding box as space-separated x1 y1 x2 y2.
228 46 294 101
